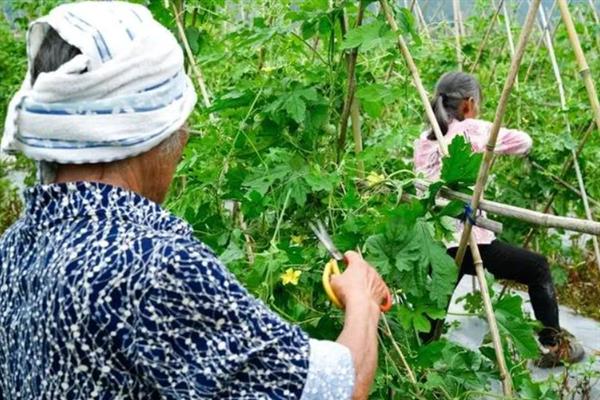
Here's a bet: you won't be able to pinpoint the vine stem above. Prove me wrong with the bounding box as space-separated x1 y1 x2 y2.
531 162 600 207
469 0 504 73
380 314 419 390
270 189 292 246
337 2 365 163
379 0 516 395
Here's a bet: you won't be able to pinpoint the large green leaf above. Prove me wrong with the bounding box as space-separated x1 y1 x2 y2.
494 294 539 358
341 20 396 51
441 135 483 189
366 201 458 308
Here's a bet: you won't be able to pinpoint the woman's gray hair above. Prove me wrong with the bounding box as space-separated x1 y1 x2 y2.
427 71 482 140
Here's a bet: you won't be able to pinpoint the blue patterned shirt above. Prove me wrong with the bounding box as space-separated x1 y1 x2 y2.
0 182 354 399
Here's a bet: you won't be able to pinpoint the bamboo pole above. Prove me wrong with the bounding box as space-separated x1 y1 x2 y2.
379 0 448 153
337 3 365 162
557 0 600 135
172 3 213 110
453 0 463 70
538 5 565 105
470 0 504 74
523 0 563 84
414 1 431 40
451 2 541 391
539 3 600 269
380 0 512 394
415 180 600 235
501 0 518 89
455 0 541 266
404 190 504 233
589 0 600 23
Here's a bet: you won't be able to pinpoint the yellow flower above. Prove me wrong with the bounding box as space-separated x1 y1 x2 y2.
281 268 302 286
290 235 307 246
366 171 385 187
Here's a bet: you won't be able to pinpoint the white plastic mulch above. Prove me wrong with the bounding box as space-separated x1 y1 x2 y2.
446 277 600 398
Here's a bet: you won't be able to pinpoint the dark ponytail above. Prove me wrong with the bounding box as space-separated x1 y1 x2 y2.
427 71 481 140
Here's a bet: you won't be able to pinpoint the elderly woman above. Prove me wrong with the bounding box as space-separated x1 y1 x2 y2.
0 3 390 399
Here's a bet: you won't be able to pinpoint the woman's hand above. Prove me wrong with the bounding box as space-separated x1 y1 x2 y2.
332 251 389 399
330 251 390 312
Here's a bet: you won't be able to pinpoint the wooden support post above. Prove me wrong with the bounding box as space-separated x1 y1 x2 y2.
379 0 513 395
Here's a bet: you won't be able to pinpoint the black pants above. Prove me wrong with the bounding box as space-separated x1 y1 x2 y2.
444 240 560 346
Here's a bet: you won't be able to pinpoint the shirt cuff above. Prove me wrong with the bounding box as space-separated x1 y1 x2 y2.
299 339 355 400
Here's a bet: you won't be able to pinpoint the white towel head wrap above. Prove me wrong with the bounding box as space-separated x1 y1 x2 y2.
1 1 197 164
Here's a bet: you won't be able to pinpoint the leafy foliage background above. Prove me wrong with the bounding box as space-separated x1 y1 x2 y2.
1 0 599 398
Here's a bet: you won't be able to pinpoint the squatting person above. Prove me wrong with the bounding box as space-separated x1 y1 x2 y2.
0 3 390 398
414 71 584 368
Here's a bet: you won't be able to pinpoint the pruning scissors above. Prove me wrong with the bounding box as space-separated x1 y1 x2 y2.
309 220 393 312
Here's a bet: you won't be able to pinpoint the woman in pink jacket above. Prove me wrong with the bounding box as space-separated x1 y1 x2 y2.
414 71 584 368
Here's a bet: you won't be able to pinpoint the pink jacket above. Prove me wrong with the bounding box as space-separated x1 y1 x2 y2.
414 118 532 247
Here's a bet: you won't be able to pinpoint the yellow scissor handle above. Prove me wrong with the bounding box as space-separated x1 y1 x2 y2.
322 258 343 308
322 258 394 312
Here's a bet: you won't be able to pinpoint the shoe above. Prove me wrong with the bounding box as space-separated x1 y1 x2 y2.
535 329 585 369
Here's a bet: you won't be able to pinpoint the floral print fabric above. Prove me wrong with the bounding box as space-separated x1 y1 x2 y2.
0 182 354 399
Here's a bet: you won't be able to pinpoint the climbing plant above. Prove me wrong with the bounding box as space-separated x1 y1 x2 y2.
1 0 599 398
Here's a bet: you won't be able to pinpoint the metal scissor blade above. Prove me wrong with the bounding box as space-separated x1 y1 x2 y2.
309 220 344 261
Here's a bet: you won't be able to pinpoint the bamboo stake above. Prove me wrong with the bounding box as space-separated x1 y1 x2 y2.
538 5 565 106
452 2 541 393
404 191 504 233
470 0 504 73
501 0 518 89
455 0 541 267
379 0 448 154
172 3 213 110
557 0 600 135
414 0 431 40
589 0 600 24
337 3 365 162
539 3 600 269
523 0 562 84
415 180 600 235
380 0 512 394
453 0 463 70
